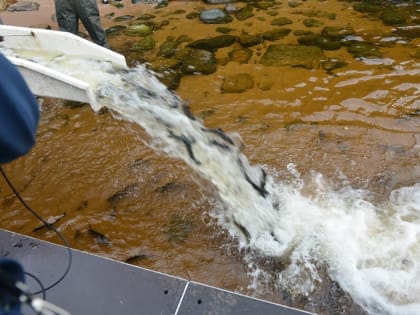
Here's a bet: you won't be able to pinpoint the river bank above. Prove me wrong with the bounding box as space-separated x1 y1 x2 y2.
1 1 419 315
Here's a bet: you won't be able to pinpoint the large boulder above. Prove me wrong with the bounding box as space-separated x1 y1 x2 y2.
187 35 237 50
178 48 217 75
199 8 232 24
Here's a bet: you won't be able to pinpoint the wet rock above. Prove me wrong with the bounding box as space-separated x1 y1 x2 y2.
130 36 155 52
7 1 39 11
322 58 348 71
176 34 193 44
235 6 254 21
158 36 181 57
123 23 153 36
136 13 155 20
216 26 235 34
221 73 254 93
149 59 182 90
298 33 341 50
346 41 382 58
270 17 293 26
186 11 199 19
257 78 273 91
262 28 291 41
112 1 124 9
228 47 253 63
303 18 323 27
187 34 237 50
294 9 335 20
104 12 115 20
252 1 276 10
353 2 382 14
106 25 127 35
204 0 234 3
199 8 232 24
394 26 420 39
260 44 324 69
171 9 186 15
266 11 279 17
238 33 263 47
381 9 406 26
294 29 314 36
288 1 301 8
297 33 322 45
321 26 354 41
157 20 170 28
164 214 193 244
153 0 168 8
225 3 247 14
113 15 134 22
178 48 217 75
159 71 182 90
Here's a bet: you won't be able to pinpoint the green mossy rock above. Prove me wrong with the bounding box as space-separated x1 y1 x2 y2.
187 35 237 50
263 28 291 41
347 42 382 58
235 6 254 21
130 36 156 52
260 44 324 69
106 25 127 35
178 48 217 75
270 17 293 26
238 33 263 47
228 48 253 63
381 9 406 26
221 73 255 93
124 23 153 36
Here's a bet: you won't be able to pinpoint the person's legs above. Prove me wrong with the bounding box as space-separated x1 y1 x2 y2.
54 0 79 35
75 0 109 48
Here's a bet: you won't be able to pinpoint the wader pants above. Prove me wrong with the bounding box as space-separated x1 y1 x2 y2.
54 0 109 48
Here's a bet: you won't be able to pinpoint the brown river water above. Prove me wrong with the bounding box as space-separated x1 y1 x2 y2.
0 1 419 314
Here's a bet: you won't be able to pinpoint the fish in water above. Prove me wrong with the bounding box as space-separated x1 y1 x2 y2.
202 127 235 146
168 130 201 165
237 158 268 198
233 218 251 243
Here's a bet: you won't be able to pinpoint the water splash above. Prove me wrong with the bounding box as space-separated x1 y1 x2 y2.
2 50 420 315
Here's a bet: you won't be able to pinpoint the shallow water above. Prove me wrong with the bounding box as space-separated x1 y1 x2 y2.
0 1 419 314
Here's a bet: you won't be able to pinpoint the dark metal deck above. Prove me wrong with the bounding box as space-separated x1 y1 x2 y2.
0 229 315 315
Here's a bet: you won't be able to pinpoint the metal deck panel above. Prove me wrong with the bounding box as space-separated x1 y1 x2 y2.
0 229 315 315
177 281 314 315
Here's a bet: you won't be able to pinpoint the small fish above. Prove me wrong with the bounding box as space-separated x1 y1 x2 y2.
233 218 251 243
202 127 234 145
209 140 230 151
181 103 196 120
168 130 201 165
237 158 268 198
88 227 110 246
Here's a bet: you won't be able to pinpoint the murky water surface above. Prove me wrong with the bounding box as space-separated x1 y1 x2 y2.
0 1 419 314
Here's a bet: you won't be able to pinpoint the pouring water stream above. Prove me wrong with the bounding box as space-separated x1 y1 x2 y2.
1 48 420 315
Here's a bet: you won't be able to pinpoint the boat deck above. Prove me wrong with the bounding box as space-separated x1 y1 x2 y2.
0 229 315 315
